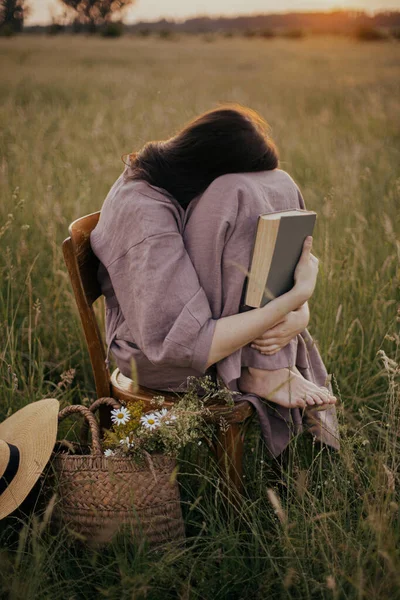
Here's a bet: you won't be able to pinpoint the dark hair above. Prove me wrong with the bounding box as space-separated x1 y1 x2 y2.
123 103 279 209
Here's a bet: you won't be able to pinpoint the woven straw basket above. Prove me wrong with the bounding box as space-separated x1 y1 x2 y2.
51 399 185 546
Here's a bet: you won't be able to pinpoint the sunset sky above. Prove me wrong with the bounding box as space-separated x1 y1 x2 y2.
26 0 400 26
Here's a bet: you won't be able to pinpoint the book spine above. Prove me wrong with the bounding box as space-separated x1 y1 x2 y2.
245 218 280 308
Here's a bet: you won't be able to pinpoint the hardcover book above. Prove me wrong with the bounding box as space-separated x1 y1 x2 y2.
244 209 317 308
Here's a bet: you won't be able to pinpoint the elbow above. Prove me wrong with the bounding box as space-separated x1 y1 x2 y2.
141 317 218 374
143 339 193 369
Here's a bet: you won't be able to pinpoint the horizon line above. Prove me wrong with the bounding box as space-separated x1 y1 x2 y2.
25 6 399 27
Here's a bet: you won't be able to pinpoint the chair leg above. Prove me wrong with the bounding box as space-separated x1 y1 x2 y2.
215 422 245 497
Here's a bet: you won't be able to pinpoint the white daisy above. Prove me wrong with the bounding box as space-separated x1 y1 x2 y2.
119 436 134 448
110 406 131 425
140 413 160 431
155 408 168 419
165 413 178 425
104 449 115 457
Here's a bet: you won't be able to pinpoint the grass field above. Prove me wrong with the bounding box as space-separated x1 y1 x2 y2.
0 35 399 599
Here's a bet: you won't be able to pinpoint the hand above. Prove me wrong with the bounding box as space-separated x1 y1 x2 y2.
293 236 319 302
250 302 310 355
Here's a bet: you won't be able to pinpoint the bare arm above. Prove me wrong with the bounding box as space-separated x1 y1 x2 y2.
205 236 318 368
250 301 310 355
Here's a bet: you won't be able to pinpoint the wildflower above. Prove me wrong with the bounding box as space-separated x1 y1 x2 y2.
151 394 166 407
155 408 168 419
119 436 134 449
140 413 160 430
326 575 336 590
104 449 115 457
57 368 76 389
266 488 286 524
111 406 131 425
165 414 177 425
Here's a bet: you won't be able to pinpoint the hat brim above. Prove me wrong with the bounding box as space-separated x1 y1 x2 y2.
0 398 59 520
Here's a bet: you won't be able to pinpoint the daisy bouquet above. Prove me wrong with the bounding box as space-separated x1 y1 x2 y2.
102 374 237 461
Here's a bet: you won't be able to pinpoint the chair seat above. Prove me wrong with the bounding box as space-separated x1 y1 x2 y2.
110 368 253 424
110 368 177 408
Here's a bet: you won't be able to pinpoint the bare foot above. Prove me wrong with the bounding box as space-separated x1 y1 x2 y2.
238 366 337 410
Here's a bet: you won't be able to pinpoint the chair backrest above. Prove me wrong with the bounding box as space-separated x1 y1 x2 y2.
62 211 111 398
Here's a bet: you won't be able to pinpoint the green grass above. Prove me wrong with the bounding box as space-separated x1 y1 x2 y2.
0 35 399 599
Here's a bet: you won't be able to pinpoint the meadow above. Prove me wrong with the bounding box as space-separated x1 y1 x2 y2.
0 34 399 599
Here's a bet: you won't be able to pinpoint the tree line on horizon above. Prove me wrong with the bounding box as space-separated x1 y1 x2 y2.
1 0 400 38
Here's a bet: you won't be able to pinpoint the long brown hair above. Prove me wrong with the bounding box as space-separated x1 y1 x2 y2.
123 103 279 209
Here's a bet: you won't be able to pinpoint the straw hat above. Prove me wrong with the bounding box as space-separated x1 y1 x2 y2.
0 398 59 520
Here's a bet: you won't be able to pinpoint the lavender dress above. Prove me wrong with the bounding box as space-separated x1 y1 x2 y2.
90 162 340 457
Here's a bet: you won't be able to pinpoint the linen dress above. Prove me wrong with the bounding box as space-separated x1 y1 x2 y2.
90 162 340 457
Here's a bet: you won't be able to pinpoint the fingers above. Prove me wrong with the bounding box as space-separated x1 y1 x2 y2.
251 343 282 355
300 236 313 261
251 338 278 348
254 324 286 341
299 237 319 269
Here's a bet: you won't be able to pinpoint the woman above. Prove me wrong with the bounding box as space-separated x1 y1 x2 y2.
90 103 340 457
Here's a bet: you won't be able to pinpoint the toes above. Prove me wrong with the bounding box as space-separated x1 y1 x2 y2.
323 389 337 404
304 394 316 406
311 393 323 405
315 387 333 404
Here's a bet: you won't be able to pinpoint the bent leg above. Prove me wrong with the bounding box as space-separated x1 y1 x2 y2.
182 176 334 408
182 176 299 380
182 176 340 454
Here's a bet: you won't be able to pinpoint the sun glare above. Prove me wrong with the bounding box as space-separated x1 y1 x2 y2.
26 0 399 27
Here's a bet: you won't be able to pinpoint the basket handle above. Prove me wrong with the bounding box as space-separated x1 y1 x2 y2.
79 397 122 446
58 405 102 456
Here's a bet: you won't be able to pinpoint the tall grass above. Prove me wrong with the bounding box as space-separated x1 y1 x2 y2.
0 35 399 599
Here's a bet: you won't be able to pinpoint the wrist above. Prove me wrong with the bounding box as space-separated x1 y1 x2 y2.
289 286 310 308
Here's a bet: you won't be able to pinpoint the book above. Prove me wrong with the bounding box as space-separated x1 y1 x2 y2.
244 209 317 308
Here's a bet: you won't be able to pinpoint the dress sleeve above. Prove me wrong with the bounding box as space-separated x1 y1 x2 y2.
106 229 218 373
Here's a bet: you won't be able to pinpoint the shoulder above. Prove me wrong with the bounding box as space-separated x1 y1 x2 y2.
103 176 183 231
91 175 183 266
270 169 304 203
272 169 301 189
272 168 297 182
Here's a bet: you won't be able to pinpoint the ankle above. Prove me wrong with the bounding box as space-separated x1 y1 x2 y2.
247 366 289 380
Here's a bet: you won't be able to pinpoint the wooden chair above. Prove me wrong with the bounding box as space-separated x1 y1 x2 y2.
62 211 253 493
